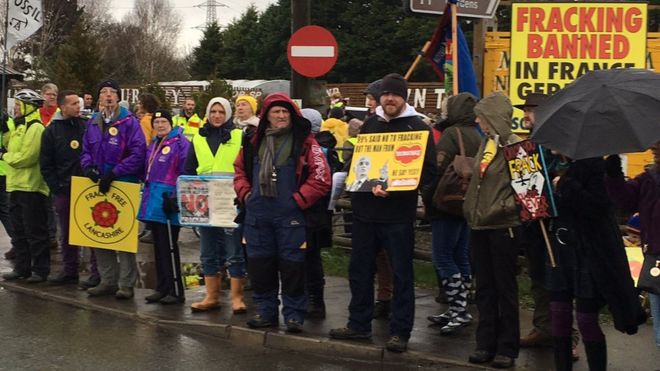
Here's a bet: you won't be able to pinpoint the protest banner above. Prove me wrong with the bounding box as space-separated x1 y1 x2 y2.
69 176 140 253
177 175 238 228
509 3 648 133
503 140 557 222
345 131 429 192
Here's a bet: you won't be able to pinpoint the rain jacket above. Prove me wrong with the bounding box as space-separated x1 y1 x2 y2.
81 106 146 181
321 117 349 148
555 158 646 334
233 93 331 210
138 126 190 224
605 165 660 255
0 117 16 177
173 113 203 140
39 112 86 195
349 103 438 224
463 93 522 230
140 113 155 146
423 93 482 220
4 109 49 196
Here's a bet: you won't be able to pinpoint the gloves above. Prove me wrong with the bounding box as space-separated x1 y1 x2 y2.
162 192 179 215
98 172 114 194
604 155 623 178
84 167 100 183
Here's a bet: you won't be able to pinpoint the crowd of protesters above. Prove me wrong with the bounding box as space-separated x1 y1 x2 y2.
0 74 657 370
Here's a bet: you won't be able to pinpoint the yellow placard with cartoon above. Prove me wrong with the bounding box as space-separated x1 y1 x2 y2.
346 131 429 192
69 176 140 253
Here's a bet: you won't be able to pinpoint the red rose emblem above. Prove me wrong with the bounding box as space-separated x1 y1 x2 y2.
91 200 120 228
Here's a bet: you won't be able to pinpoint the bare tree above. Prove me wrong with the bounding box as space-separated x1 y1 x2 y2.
122 0 184 83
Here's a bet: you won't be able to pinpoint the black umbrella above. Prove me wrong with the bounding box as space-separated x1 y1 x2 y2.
530 69 660 159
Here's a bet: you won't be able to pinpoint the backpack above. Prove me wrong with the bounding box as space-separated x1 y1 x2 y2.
432 128 475 217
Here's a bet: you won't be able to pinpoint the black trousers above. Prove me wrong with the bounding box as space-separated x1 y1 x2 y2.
521 221 551 336
304 228 327 301
150 222 184 298
0 176 14 243
471 227 522 358
10 191 50 277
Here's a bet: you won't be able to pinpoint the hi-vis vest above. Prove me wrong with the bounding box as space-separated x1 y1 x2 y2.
173 114 203 140
192 128 242 175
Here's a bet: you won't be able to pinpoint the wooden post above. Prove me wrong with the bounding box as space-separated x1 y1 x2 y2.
404 41 431 81
451 3 458 95
539 220 557 268
290 0 310 107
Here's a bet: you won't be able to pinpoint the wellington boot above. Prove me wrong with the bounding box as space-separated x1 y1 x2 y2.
191 275 221 312
230 278 247 314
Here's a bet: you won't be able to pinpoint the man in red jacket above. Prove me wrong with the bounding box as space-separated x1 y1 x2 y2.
234 93 331 333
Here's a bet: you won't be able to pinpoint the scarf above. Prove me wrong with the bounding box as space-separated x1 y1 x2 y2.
259 126 292 198
234 116 259 130
479 135 498 178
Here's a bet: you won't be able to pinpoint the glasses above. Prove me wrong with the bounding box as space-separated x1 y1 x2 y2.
100 88 117 95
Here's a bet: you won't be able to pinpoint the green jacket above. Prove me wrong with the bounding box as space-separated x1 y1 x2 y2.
4 110 49 196
424 93 483 220
0 117 16 177
463 93 521 230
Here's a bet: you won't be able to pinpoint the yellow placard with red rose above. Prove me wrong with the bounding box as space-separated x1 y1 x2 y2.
345 131 429 192
69 176 140 253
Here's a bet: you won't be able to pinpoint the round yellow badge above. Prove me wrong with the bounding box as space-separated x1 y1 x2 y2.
161 146 171 155
108 127 118 136
70 140 80 149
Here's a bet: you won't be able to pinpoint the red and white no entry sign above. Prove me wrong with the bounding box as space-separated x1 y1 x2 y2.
287 25 338 78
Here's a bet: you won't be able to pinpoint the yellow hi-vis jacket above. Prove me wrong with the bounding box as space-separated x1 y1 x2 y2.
173 113 203 140
192 128 242 175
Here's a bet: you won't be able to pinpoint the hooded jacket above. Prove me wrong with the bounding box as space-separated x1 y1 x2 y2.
424 93 482 220
349 103 437 224
4 107 49 196
233 93 331 210
321 117 349 149
39 111 86 195
138 126 190 224
80 106 146 181
183 97 240 175
463 93 522 230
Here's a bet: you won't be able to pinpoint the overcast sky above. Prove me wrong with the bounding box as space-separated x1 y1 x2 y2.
111 0 276 52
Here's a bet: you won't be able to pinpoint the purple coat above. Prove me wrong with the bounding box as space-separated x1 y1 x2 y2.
137 126 190 224
80 107 146 180
605 168 660 255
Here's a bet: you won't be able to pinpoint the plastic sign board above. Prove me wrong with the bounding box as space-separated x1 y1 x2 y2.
177 175 238 228
410 0 500 19
287 25 338 78
346 131 429 192
69 176 140 253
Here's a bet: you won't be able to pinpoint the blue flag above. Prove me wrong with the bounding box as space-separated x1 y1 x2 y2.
425 2 480 98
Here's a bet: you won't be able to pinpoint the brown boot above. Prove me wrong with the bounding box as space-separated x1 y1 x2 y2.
230 277 247 314
191 275 221 312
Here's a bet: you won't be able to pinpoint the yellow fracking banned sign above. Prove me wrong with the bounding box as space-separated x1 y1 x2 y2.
69 176 140 253
346 131 429 192
510 3 648 133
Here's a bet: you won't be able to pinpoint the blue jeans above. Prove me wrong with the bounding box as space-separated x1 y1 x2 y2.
348 220 415 340
199 226 245 278
650 292 660 348
431 218 471 279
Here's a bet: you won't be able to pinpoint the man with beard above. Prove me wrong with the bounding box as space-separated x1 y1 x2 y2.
173 97 203 140
329 74 437 352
